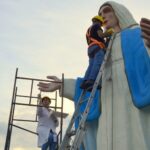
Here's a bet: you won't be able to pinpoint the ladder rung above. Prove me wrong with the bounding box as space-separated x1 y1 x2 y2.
79 98 88 104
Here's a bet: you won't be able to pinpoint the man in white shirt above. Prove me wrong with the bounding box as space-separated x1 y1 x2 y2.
37 95 58 150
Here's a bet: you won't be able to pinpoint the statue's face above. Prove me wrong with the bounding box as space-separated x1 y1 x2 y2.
99 5 119 31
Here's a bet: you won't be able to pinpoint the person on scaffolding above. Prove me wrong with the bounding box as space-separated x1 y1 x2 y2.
36 94 58 150
80 15 113 91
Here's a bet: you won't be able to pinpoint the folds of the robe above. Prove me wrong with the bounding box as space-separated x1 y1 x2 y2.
121 28 150 108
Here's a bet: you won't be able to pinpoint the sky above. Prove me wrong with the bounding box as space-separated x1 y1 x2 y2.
0 0 150 149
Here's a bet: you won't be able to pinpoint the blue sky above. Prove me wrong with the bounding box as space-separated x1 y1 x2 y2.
1 0 150 149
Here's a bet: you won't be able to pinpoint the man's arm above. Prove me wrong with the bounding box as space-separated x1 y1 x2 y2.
53 111 69 118
37 94 43 116
97 28 113 38
50 110 59 127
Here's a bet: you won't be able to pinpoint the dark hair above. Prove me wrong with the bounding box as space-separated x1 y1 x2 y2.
92 18 103 25
41 96 51 103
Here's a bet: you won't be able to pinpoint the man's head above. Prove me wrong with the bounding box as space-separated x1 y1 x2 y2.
92 15 104 25
41 96 51 107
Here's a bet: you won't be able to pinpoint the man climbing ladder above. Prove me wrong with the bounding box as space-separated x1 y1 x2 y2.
58 33 116 150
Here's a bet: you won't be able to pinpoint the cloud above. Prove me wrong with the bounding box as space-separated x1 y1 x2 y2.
0 121 8 150
0 121 7 135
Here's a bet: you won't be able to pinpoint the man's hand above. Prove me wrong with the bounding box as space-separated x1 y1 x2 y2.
140 18 150 48
106 28 114 35
37 76 62 92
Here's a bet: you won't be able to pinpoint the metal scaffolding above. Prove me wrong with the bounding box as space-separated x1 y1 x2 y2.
4 68 65 150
